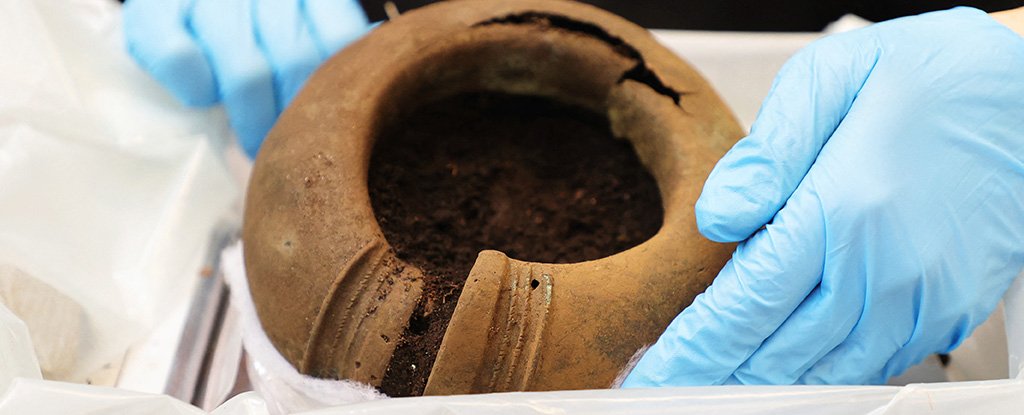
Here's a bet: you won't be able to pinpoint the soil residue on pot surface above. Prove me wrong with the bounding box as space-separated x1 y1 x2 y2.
369 92 663 396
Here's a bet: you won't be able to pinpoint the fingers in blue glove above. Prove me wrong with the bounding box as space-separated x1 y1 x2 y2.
621 33 881 388
719 34 889 385
126 0 371 158
621 181 829 386
253 0 323 108
627 7 1024 388
190 0 277 158
729 135 911 385
124 0 218 107
303 0 371 58
694 33 877 243
801 11 1024 384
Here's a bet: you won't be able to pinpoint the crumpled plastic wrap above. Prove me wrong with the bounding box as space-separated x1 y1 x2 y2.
2 0 1024 413
0 377 269 415
0 303 40 394
313 381 1024 415
0 0 237 386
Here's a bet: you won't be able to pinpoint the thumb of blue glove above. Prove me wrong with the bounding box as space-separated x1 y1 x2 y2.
624 7 1024 387
123 0 370 158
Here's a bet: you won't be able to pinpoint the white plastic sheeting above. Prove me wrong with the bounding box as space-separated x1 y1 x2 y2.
311 381 1024 415
2 369 1022 415
0 303 40 394
2 0 1023 413
0 378 269 415
0 0 237 386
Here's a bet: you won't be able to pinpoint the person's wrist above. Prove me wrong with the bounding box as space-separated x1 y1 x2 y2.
991 6 1024 37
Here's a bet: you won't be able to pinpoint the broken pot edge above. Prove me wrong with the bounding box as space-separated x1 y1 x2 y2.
242 0 744 395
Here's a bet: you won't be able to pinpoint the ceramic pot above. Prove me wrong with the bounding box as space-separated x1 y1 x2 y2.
243 0 744 396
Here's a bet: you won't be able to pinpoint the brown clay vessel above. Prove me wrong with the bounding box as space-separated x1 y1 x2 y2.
243 0 744 396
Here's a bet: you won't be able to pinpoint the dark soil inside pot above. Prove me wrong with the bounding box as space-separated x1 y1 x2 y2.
368 92 663 396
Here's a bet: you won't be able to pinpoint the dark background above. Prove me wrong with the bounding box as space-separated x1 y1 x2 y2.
357 0 1024 31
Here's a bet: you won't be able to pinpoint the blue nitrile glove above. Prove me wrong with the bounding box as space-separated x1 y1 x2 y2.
123 0 370 158
623 7 1024 387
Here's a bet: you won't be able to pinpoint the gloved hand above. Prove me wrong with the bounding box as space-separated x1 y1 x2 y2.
123 0 371 158
623 7 1024 387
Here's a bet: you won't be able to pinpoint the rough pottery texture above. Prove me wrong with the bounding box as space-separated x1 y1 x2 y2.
243 0 744 396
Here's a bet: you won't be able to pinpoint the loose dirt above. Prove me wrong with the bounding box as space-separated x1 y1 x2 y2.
368 92 663 396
